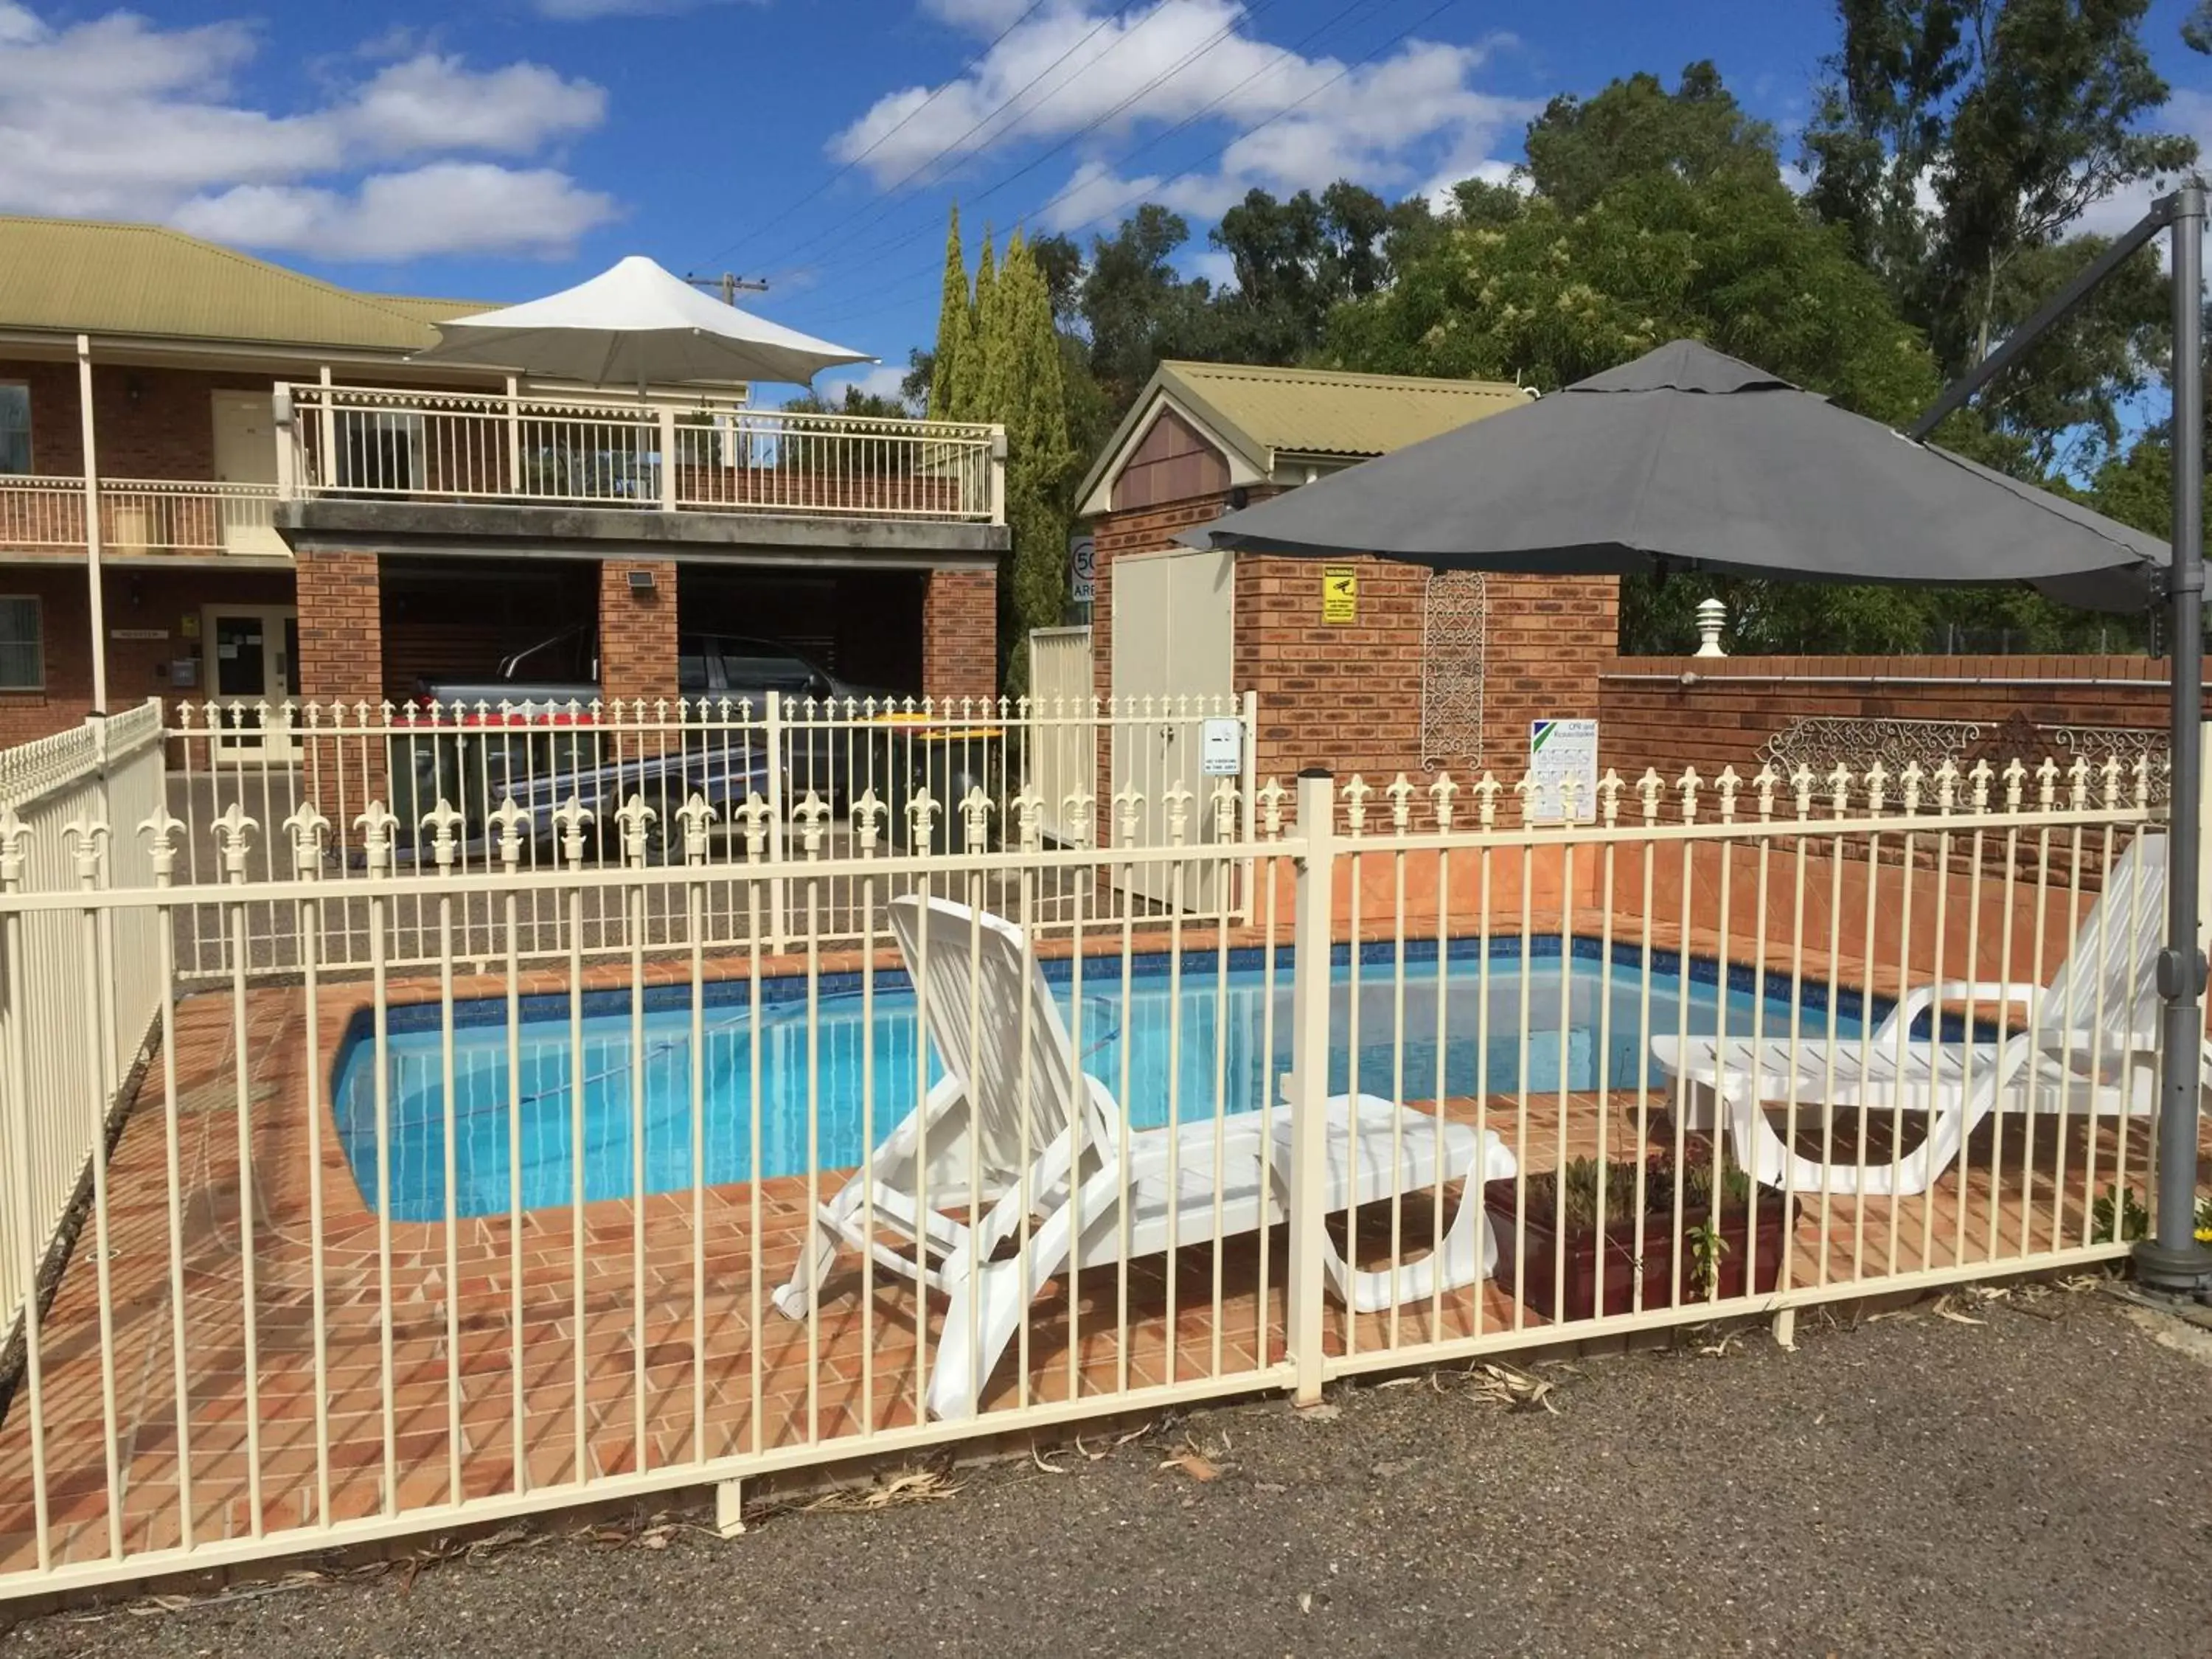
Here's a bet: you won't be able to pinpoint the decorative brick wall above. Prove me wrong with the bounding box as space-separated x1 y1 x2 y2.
921 567 997 702
598 558 678 709
1598 654 2195 781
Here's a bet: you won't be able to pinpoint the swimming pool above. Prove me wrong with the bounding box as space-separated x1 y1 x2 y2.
331 938 1874 1222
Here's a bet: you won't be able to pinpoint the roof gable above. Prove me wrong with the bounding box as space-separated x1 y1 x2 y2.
1077 359 1532 515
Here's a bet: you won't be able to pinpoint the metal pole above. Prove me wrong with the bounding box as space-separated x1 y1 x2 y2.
2137 180 2212 1293
76 334 107 712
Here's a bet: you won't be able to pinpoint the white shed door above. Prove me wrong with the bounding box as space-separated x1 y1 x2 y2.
1110 546 1233 907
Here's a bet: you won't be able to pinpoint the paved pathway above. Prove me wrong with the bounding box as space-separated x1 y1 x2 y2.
8 1284 2211 1657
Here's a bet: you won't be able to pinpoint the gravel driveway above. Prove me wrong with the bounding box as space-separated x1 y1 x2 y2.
8 1286 2211 1658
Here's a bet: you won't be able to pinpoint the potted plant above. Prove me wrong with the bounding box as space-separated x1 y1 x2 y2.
1484 1141 1800 1322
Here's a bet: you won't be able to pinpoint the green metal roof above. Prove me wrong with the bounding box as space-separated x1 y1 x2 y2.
0 217 487 353
1157 361 1531 458
1077 358 1533 510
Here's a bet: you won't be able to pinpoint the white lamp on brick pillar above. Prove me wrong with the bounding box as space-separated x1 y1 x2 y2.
1693 595 1728 658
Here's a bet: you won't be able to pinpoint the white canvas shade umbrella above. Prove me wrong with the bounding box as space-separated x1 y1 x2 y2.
410 254 874 389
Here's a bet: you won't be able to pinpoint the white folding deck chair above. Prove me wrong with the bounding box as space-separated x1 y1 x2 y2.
772 894 1514 1420
1652 830 2173 1197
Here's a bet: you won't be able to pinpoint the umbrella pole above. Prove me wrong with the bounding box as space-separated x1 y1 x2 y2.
2139 181 2212 1293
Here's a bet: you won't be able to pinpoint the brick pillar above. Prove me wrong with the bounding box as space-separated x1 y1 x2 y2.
294 548 386 810
922 566 996 703
599 558 678 711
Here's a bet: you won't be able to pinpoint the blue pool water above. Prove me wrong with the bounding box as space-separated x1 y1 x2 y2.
332 938 1874 1222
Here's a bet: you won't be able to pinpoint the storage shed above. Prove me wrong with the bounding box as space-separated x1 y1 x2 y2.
1074 361 1619 799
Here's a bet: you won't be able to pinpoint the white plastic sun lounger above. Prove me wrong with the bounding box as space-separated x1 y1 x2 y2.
1652 831 2173 1197
772 894 1514 1420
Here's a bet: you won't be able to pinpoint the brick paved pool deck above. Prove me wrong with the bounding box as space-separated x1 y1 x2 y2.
0 914 2174 1583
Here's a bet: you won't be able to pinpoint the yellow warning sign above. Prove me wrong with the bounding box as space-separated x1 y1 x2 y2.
1322 566 1357 624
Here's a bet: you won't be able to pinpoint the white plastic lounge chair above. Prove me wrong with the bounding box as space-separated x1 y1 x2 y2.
772 894 1514 1420
1652 830 2173 1197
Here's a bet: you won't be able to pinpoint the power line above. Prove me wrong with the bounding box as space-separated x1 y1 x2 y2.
692 0 1055 271
750 0 1159 279
796 0 1426 335
765 0 1288 285
785 0 1371 310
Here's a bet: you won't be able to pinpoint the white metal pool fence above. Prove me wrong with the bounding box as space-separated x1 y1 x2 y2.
0 720 2186 1599
160 690 1259 976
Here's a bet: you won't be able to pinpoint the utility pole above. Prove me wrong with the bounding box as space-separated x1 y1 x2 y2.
683 272 770 306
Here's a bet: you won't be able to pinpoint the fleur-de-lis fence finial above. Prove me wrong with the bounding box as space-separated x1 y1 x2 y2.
676 793 718 866
422 796 467 873
354 800 398 877
615 793 658 869
212 801 258 884
139 807 186 888
282 801 330 878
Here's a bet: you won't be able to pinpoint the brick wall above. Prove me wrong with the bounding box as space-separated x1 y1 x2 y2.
1599 654 2194 781
1088 490 1618 818
4 359 296 480
599 558 678 709
0 563 293 745
921 567 996 702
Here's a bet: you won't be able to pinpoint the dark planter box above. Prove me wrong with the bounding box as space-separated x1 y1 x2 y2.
1484 1178 1801 1323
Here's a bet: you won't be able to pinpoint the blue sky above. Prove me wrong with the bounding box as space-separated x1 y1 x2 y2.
4 0 2209 400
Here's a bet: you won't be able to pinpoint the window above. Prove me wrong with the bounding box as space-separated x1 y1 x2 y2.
0 383 29 476
0 597 41 689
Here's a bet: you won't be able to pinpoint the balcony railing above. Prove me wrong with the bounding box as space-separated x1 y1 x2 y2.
276 383 1006 524
0 476 283 557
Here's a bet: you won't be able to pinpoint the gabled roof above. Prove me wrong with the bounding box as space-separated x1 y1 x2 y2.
0 216 487 354
1077 358 1534 513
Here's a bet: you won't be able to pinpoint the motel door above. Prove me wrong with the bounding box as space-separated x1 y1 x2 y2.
202 605 300 759
209 391 289 556
1108 546 1234 909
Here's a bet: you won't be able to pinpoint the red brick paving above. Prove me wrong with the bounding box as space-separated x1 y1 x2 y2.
0 931 2180 1586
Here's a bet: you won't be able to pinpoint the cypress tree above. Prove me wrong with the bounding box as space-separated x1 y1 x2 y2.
927 204 969 420
995 230 1076 692
957 230 999 423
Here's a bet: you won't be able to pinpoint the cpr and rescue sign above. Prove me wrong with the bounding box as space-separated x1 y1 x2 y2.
1527 719 1600 821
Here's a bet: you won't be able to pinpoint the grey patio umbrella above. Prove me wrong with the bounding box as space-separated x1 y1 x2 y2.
1183 338 2166 606
1183 324 2211 1293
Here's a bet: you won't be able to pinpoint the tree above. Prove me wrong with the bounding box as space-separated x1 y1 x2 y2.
1078 204 1217 408
1522 60 1780 214
952 230 998 423
922 227 1080 691
1029 232 1085 325
989 232 1078 690
927 205 970 420
1322 60 2133 654
1206 183 1406 364
1321 166 1941 422
1802 0 2196 463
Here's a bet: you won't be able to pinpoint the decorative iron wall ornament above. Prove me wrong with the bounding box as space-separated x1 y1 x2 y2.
1759 716 2171 805
1420 569 1486 768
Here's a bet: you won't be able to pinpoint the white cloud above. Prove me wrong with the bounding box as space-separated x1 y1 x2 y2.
832 1 1528 237
344 55 605 158
2071 88 2212 251
173 164 618 261
821 364 915 406
0 3 618 260
532 0 762 15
